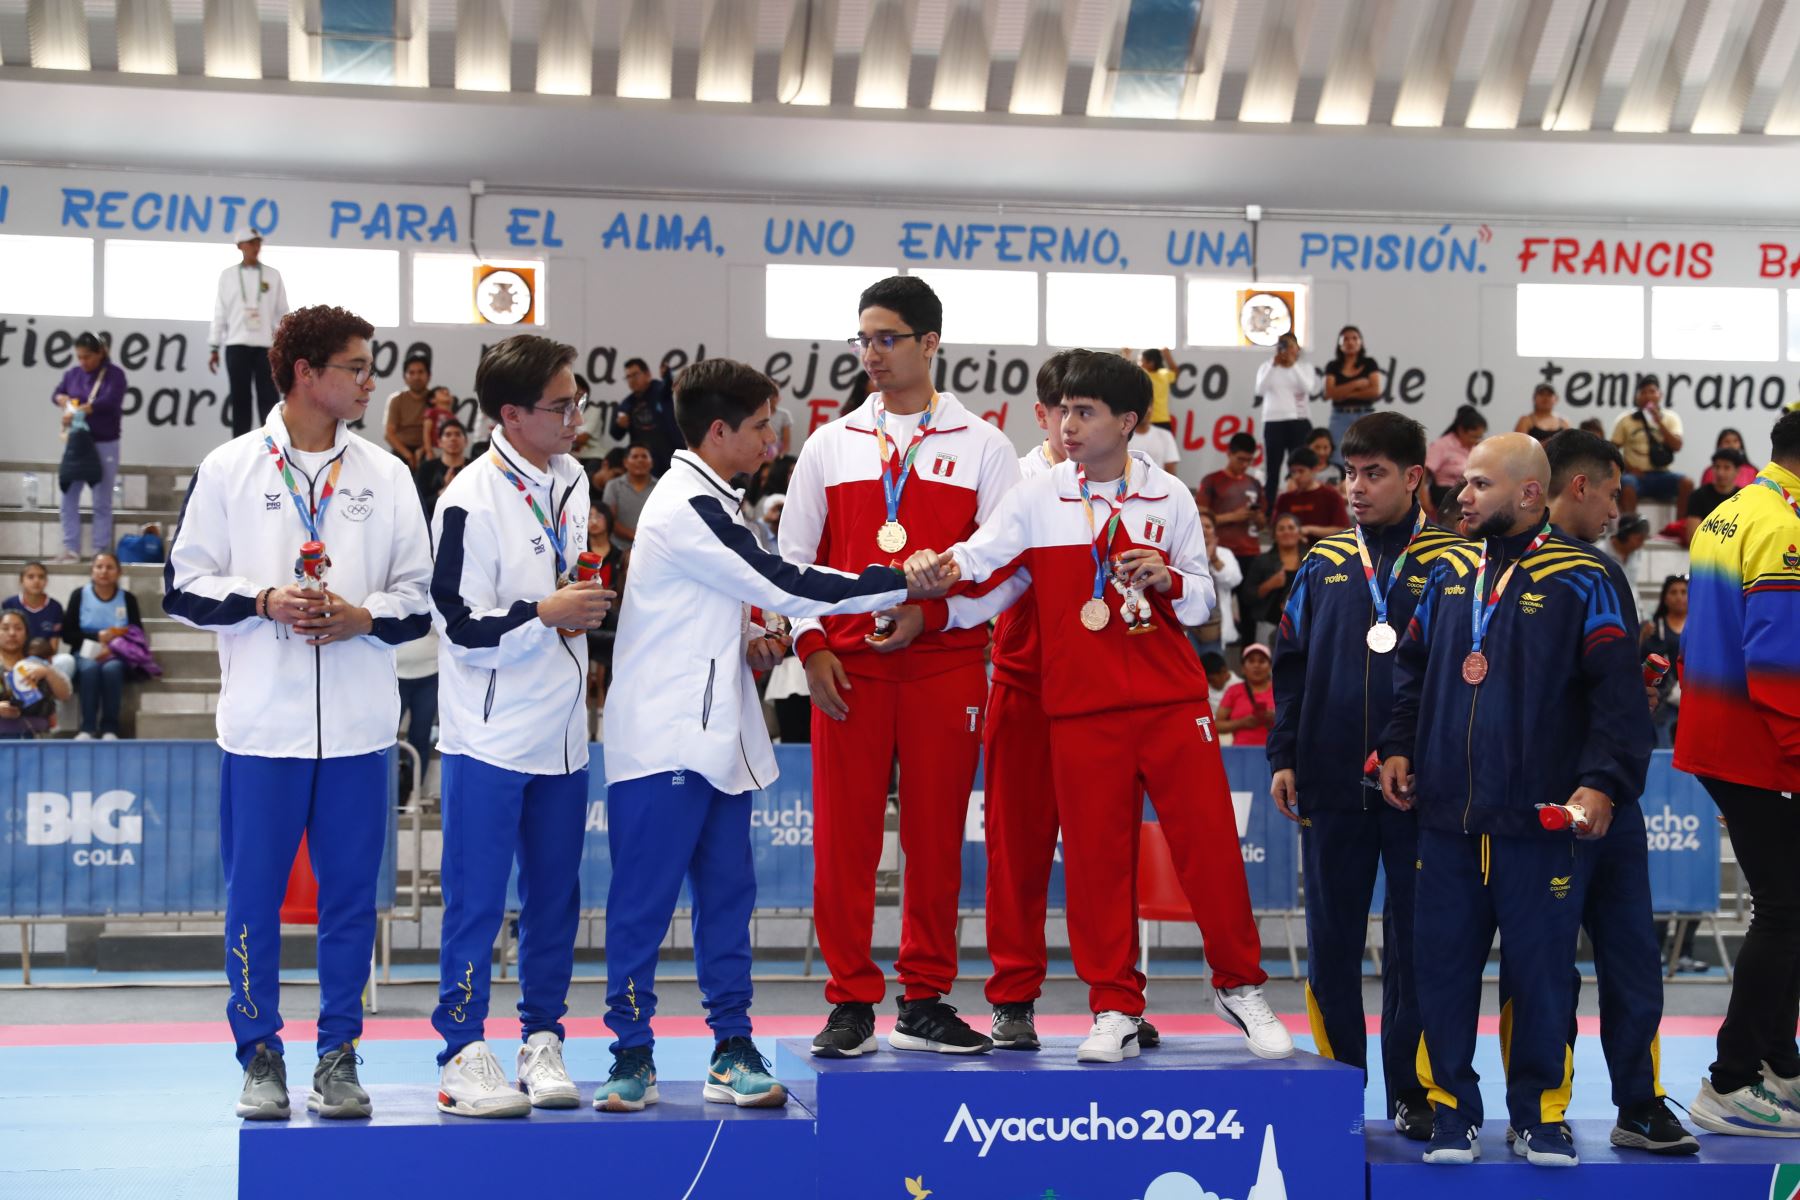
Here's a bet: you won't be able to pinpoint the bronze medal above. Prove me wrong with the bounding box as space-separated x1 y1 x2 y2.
1461 651 1489 685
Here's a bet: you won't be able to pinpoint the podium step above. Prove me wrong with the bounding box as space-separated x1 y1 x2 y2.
1365 1117 1796 1198
239 1082 817 1197
778 1035 1364 1199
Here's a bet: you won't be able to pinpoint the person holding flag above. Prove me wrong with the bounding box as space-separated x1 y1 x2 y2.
165 306 433 1121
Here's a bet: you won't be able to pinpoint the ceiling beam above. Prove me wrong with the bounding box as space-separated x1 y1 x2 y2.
1391 0 1474 127
1690 0 1785 133
1314 0 1393 125
855 0 916 109
28 0 92 70
1464 0 1554 129
930 0 994 112
1238 0 1312 123
455 0 513 92
697 0 758 103
1613 0 1711 133
1009 0 1073 115
1540 0 1629 131
117 0 178 75
777 0 836 106
617 0 675 100
1179 0 1239 121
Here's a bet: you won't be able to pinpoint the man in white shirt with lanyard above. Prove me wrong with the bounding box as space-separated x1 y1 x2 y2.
427 335 615 1118
165 305 433 1122
209 229 290 439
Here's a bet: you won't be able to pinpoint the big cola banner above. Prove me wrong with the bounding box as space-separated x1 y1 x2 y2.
2 163 1797 479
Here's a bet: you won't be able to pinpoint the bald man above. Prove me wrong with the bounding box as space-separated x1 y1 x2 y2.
1378 433 1652 1168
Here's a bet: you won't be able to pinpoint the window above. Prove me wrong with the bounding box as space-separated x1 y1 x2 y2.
0 234 94 317
1789 291 1800 361
1515 284 1644 359
1651 286 1778 363
105 241 400 327
1044 272 1176 348
413 254 547 325
904 268 1038 346
764 264 898 341
1187 278 1309 348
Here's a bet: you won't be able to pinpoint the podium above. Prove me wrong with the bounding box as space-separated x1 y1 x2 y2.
778 1037 1365 1200
237 1082 817 1199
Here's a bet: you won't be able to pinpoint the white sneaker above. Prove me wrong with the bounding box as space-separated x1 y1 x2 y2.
1762 1063 1800 1112
1213 985 1294 1059
1077 1011 1141 1064
74 732 93 741
516 1032 580 1108
436 1041 531 1118
101 732 118 741
1690 1077 1800 1137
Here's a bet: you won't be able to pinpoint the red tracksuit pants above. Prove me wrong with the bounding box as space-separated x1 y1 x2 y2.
982 678 1067 1006
1050 700 1267 1015
811 660 987 1006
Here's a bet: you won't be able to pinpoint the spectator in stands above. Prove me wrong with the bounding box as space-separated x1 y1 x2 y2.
1240 512 1305 647
394 624 438 801
209 230 289 437
1714 429 1760 488
752 494 785 555
1132 418 1181 475
602 445 657 553
415 418 470 520
1611 377 1692 516
0 610 72 739
612 356 683 473
1682 448 1744 546
1600 514 1650 573
1426 406 1487 525
589 446 627 508
1256 334 1314 512
1516 384 1570 444
1198 432 1265 561
1201 652 1232 712
1641 576 1686 748
840 372 872 418
383 351 433 471
421 386 456 463
6 563 77 703
52 332 127 562
61 551 140 740
1675 408 1800 1137
1322 326 1382 457
1195 511 1241 657
1123 346 1178 431
1215 643 1275 746
1579 417 1606 436
1274 449 1350 539
1305 426 1344 490
769 390 794 458
585 506 627 712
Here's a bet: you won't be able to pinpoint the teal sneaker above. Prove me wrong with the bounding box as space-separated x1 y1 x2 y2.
703 1037 788 1108
592 1046 658 1113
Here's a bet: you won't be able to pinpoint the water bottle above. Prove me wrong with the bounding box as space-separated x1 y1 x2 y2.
20 471 37 510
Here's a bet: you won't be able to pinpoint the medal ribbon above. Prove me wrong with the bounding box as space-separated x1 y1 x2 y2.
1077 463 1131 602
873 393 938 527
1352 506 1428 629
263 436 344 544
489 451 569 576
1754 474 1800 521
1469 518 1552 656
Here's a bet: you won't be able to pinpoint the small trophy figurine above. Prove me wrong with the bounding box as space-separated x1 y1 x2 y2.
560 550 604 638
296 541 330 592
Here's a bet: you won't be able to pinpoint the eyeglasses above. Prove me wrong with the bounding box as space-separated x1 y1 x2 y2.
846 332 927 352
530 397 589 427
319 361 376 386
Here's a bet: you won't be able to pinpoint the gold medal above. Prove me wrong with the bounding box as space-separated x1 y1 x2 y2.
1080 598 1110 631
876 521 908 554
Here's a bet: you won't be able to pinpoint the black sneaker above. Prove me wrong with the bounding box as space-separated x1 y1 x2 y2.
991 1003 1039 1050
890 996 993 1055
811 1002 877 1058
1133 1016 1161 1049
1394 1094 1432 1141
1611 1097 1699 1155
308 1043 372 1119
235 1043 290 1120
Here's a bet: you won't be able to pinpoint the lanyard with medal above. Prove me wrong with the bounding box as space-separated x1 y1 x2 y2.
1463 518 1552 685
1077 463 1130 631
872 393 938 554
1754 474 1800 521
490 451 569 581
264 437 343 591
1354 507 1428 654
239 264 265 333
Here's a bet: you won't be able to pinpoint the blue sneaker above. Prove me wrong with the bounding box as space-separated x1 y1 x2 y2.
704 1037 788 1108
1512 1122 1579 1166
592 1047 658 1113
1422 1109 1480 1164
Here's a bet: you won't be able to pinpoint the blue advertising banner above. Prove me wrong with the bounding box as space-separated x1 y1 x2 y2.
0 741 397 918
1640 754 1722 914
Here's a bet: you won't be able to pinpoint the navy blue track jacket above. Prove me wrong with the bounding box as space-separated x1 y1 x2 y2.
1379 521 1652 838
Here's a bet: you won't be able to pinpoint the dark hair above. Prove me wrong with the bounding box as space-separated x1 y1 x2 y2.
1715 427 1746 451
18 561 47 579
603 446 629 470
1308 426 1334 447
858 275 943 337
429 385 454 400
1200 651 1227 675
1545 428 1624 498
1636 375 1662 396
1771 410 1800 462
1442 405 1488 437
1711 446 1745 468
92 551 120 569
437 417 466 435
1273 511 1302 529
570 372 589 399
841 372 872 416
474 334 578 423
1329 324 1370 371
1287 448 1320 471
623 357 650 375
1059 352 1150 422
1141 348 1165 370
270 306 376 394
1614 514 1650 542
74 332 108 356
1579 417 1606 435
1532 383 1556 398
674 358 776 447
590 502 614 534
1227 432 1259 456
403 351 431 372
1036 349 1088 407
1653 574 1687 623
624 443 653 459
1341 411 1428 471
